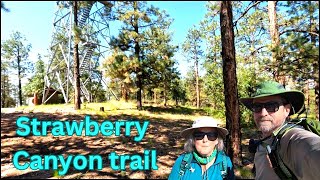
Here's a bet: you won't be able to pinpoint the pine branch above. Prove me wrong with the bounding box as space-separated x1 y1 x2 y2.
233 1 262 27
280 29 319 36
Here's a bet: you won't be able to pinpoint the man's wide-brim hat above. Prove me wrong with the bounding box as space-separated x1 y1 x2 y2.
239 81 305 115
180 117 228 138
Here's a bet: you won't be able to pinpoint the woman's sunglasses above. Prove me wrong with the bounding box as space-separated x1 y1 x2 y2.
251 101 286 113
193 131 218 141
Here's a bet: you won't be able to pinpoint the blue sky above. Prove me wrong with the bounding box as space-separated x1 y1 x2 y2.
1 1 208 79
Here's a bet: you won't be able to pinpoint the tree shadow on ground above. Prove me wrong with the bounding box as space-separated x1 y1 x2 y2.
1 109 257 179
1 111 192 179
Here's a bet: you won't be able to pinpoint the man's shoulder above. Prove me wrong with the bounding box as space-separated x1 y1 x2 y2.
279 127 320 152
283 126 320 139
276 126 320 180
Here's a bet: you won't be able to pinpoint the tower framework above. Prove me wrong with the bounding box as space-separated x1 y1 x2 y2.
42 1 118 104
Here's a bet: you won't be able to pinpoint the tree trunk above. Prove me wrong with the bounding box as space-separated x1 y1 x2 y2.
17 49 22 106
136 61 142 110
195 58 200 108
74 1 81 110
309 1 319 120
121 84 125 100
89 74 92 103
268 1 285 84
315 82 319 121
154 90 157 104
1 81 3 108
133 2 142 110
33 92 38 105
220 1 242 166
306 80 310 107
2 74 7 107
125 91 128 102
164 84 167 107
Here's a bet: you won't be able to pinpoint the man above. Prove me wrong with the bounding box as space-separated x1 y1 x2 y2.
240 81 320 180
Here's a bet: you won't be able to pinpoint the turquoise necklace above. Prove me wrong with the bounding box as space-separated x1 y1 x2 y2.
193 148 217 165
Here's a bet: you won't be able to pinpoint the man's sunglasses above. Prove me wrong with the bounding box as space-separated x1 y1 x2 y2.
193 131 218 141
251 101 286 113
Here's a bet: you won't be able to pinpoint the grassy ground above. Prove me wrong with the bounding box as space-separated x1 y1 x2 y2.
1 101 256 179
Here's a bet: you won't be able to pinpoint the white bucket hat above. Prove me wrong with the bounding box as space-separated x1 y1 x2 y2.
181 117 229 138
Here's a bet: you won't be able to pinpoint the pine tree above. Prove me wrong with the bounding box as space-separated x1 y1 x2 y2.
1 31 32 106
182 26 203 108
220 1 242 166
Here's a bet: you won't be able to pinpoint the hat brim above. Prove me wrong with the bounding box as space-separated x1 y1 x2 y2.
180 126 229 139
240 91 305 115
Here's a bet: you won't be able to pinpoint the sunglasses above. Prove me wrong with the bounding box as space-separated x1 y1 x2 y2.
251 101 286 113
193 131 218 141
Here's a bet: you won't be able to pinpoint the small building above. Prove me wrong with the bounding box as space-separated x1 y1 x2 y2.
42 87 64 104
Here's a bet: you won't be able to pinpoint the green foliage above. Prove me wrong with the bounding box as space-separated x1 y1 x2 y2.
183 67 197 106
23 54 46 96
73 25 82 45
237 61 271 127
202 107 225 120
182 26 204 63
266 1 318 84
143 24 179 106
103 1 177 105
1 60 14 107
53 167 63 178
280 32 318 82
199 5 225 110
1 31 32 106
1 31 33 78
120 170 127 177
170 78 187 105
235 166 254 179
202 59 224 110
102 50 136 101
81 74 108 103
182 26 204 108
0 73 16 107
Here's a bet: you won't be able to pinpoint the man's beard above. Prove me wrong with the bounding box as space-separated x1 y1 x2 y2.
256 118 275 135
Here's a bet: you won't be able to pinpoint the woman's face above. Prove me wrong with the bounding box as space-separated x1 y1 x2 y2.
193 127 218 157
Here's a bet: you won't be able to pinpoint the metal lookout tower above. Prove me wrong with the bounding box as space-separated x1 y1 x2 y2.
42 1 118 104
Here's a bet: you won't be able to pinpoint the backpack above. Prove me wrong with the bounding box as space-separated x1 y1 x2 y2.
178 151 228 180
249 118 320 180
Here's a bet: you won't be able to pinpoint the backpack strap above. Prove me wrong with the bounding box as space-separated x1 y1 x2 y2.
263 118 320 180
179 152 228 180
268 142 296 179
219 151 228 179
294 118 320 135
266 122 299 180
178 153 193 180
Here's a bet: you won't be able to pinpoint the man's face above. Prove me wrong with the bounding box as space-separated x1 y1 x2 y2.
252 95 291 137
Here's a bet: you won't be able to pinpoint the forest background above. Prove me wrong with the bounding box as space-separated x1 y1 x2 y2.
1 1 319 179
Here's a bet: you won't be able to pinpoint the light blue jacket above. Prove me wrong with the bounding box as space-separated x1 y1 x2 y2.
168 151 235 180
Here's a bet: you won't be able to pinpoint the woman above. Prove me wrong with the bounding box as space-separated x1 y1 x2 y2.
169 117 235 180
